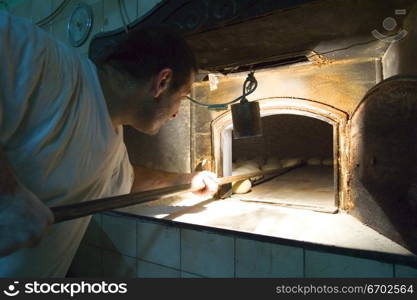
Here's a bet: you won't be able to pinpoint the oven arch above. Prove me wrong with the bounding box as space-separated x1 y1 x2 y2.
211 97 350 210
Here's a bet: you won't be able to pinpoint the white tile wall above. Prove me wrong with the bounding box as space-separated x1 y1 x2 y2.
85 0 103 4
78 0 104 55
395 264 417 278
6 0 163 56
102 250 137 277
181 229 235 278
50 0 104 54
0 1 9 11
305 250 394 278
136 220 180 269
236 238 304 278
51 0 64 10
103 0 137 32
72 217 416 279
10 0 33 20
31 0 52 24
101 214 137 257
181 271 205 278
68 244 103 277
51 0 83 45
137 259 180 278
125 100 191 173
138 0 161 18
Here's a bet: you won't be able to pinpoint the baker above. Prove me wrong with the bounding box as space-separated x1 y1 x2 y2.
0 11 219 277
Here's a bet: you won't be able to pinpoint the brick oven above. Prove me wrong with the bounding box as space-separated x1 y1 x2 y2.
89 0 417 263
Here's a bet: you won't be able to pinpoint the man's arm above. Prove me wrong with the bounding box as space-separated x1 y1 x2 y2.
0 146 54 257
131 165 219 197
131 165 192 192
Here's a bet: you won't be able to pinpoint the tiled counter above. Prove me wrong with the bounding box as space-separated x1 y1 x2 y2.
69 210 417 278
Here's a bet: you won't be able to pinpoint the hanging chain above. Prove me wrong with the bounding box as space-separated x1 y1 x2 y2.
187 71 258 109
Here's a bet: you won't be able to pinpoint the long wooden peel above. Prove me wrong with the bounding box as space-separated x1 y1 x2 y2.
217 166 292 185
51 167 291 224
51 183 195 224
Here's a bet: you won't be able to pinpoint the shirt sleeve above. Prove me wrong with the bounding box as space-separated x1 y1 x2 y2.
0 11 78 145
0 91 3 138
0 11 38 144
0 12 10 142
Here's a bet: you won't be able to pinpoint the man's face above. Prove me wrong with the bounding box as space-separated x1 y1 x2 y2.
133 72 195 135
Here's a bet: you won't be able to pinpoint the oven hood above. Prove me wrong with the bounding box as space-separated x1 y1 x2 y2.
89 0 415 72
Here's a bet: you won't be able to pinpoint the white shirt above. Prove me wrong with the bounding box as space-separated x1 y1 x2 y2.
0 12 134 277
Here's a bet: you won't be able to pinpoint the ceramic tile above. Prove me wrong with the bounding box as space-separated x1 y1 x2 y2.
78 0 104 55
137 259 180 278
102 250 137 278
51 0 103 52
236 238 304 278
51 0 82 45
136 220 180 268
101 214 137 257
395 264 417 278
10 0 32 20
31 0 52 24
138 0 161 18
305 250 394 278
181 271 204 278
103 0 137 32
181 229 234 278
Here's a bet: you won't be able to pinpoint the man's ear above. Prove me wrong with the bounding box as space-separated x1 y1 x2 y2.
153 68 173 98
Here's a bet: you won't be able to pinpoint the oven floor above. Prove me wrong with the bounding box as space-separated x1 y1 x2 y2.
231 165 336 212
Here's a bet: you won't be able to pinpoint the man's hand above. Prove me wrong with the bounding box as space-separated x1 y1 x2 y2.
131 165 221 197
190 171 220 197
0 184 54 257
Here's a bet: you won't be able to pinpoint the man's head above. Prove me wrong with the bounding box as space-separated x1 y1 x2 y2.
98 26 198 135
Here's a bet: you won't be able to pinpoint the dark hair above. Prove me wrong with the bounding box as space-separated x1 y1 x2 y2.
102 27 198 91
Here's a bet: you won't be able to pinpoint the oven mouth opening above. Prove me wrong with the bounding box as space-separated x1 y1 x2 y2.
221 113 338 214
212 98 349 215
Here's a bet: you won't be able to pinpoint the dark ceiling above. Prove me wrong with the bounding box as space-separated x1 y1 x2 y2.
89 0 416 72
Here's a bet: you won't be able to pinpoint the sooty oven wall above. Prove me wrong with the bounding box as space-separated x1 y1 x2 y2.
123 101 192 174
190 58 379 174
232 114 333 162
